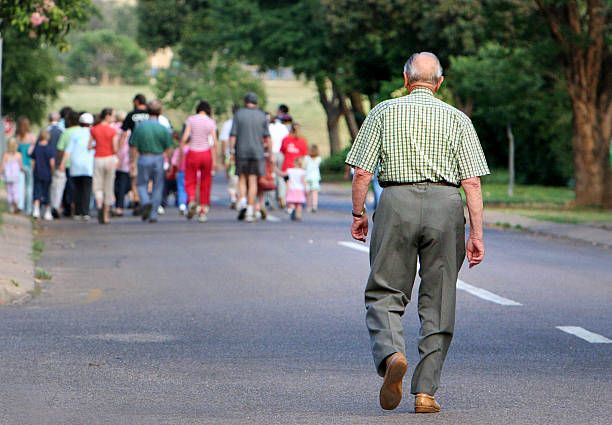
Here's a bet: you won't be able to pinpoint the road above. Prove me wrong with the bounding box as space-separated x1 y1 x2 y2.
0 181 611 424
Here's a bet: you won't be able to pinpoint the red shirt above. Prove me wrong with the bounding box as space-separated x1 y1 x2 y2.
91 123 118 158
280 135 308 171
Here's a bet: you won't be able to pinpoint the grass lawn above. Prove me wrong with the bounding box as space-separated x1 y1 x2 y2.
49 80 351 158
494 207 612 225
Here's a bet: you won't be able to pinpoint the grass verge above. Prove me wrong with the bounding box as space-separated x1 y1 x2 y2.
34 267 52 280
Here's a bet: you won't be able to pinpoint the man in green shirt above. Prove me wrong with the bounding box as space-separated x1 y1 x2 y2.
129 100 173 222
346 52 489 414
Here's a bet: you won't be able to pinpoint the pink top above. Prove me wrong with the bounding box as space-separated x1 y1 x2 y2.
185 114 216 152
172 145 190 172
113 123 130 173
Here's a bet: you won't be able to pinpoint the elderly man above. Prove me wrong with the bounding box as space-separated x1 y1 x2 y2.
129 101 173 223
346 52 489 413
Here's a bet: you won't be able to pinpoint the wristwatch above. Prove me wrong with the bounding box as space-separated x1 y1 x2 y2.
352 208 366 218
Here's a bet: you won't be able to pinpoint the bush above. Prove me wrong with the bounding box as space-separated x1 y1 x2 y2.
321 146 351 173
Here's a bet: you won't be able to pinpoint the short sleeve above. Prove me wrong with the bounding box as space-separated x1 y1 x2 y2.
262 115 270 138
121 114 132 131
345 105 383 173
456 119 490 180
230 114 238 137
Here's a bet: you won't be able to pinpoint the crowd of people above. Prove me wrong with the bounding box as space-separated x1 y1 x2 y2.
0 92 323 224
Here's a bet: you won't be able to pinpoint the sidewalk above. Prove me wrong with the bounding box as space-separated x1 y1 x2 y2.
321 182 612 249
0 188 35 304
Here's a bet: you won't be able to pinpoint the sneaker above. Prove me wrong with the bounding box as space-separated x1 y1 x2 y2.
142 204 152 221
157 205 166 215
73 215 82 221
43 208 53 221
260 208 268 220
237 207 247 221
290 209 296 221
179 204 187 215
83 215 91 221
8 204 15 214
187 202 198 220
51 208 59 219
245 213 255 223
202 205 210 214
33 205 40 219
311 208 317 213
148 218 158 223
230 200 237 210
198 212 208 223
98 209 105 224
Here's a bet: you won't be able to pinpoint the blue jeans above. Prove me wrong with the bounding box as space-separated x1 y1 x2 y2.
176 171 187 207
137 155 165 219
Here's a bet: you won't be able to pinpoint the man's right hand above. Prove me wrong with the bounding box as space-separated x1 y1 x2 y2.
466 236 485 268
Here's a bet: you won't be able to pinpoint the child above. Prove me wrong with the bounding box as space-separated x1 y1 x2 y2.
304 144 322 212
30 129 56 220
0 138 25 213
280 156 307 221
171 139 189 214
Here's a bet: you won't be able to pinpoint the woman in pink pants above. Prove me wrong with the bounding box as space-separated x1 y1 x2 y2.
179 101 217 222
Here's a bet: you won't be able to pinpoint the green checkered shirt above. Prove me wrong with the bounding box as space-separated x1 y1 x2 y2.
345 87 489 185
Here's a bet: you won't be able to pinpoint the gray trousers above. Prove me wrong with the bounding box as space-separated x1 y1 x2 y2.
365 184 466 396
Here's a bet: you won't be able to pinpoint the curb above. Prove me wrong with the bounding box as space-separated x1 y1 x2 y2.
0 188 35 305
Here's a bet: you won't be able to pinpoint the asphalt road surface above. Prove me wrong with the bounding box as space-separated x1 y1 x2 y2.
1 182 611 424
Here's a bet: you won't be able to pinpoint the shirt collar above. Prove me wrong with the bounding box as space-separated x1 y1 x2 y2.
410 87 435 96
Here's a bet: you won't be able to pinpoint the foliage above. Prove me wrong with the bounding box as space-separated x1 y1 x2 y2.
85 0 138 40
448 42 573 185
320 145 351 173
155 57 266 115
0 0 96 50
136 0 187 51
66 30 148 85
1 30 63 123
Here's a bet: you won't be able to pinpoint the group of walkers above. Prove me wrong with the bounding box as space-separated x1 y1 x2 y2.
1 92 323 224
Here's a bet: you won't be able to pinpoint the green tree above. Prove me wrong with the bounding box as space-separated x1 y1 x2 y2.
535 0 612 207
449 43 573 188
1 29 62 123
1 0 95 50
66 30 148 85
155 57 266 116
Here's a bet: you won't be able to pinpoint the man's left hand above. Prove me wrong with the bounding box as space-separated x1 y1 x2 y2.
351 215 368 242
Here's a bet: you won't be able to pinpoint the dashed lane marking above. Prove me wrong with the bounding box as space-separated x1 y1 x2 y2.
556 326 612 343
456 280 522 306
338 241 522 306
338 241 370 253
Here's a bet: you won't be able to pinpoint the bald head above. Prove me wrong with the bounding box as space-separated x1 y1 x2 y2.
403 52 443 85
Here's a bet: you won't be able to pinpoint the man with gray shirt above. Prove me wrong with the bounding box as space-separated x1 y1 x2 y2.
229 93 272 222
346 52 489 414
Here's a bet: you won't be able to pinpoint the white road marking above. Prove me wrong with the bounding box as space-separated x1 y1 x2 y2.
266 214 281 222
338 241 522 306
75 333 177 343
457 280 522 306
338 241 370 253
556 326 612 343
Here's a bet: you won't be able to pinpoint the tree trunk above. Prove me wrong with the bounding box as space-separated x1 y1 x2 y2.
571 92 610 206
350 91 366 116
337 86 359 141
536 0 612 207
368 94 378 109
506 122 515 198
315 77 343 154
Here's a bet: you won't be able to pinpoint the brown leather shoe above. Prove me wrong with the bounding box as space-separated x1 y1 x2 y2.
415 393 440 413
379 352 408 410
